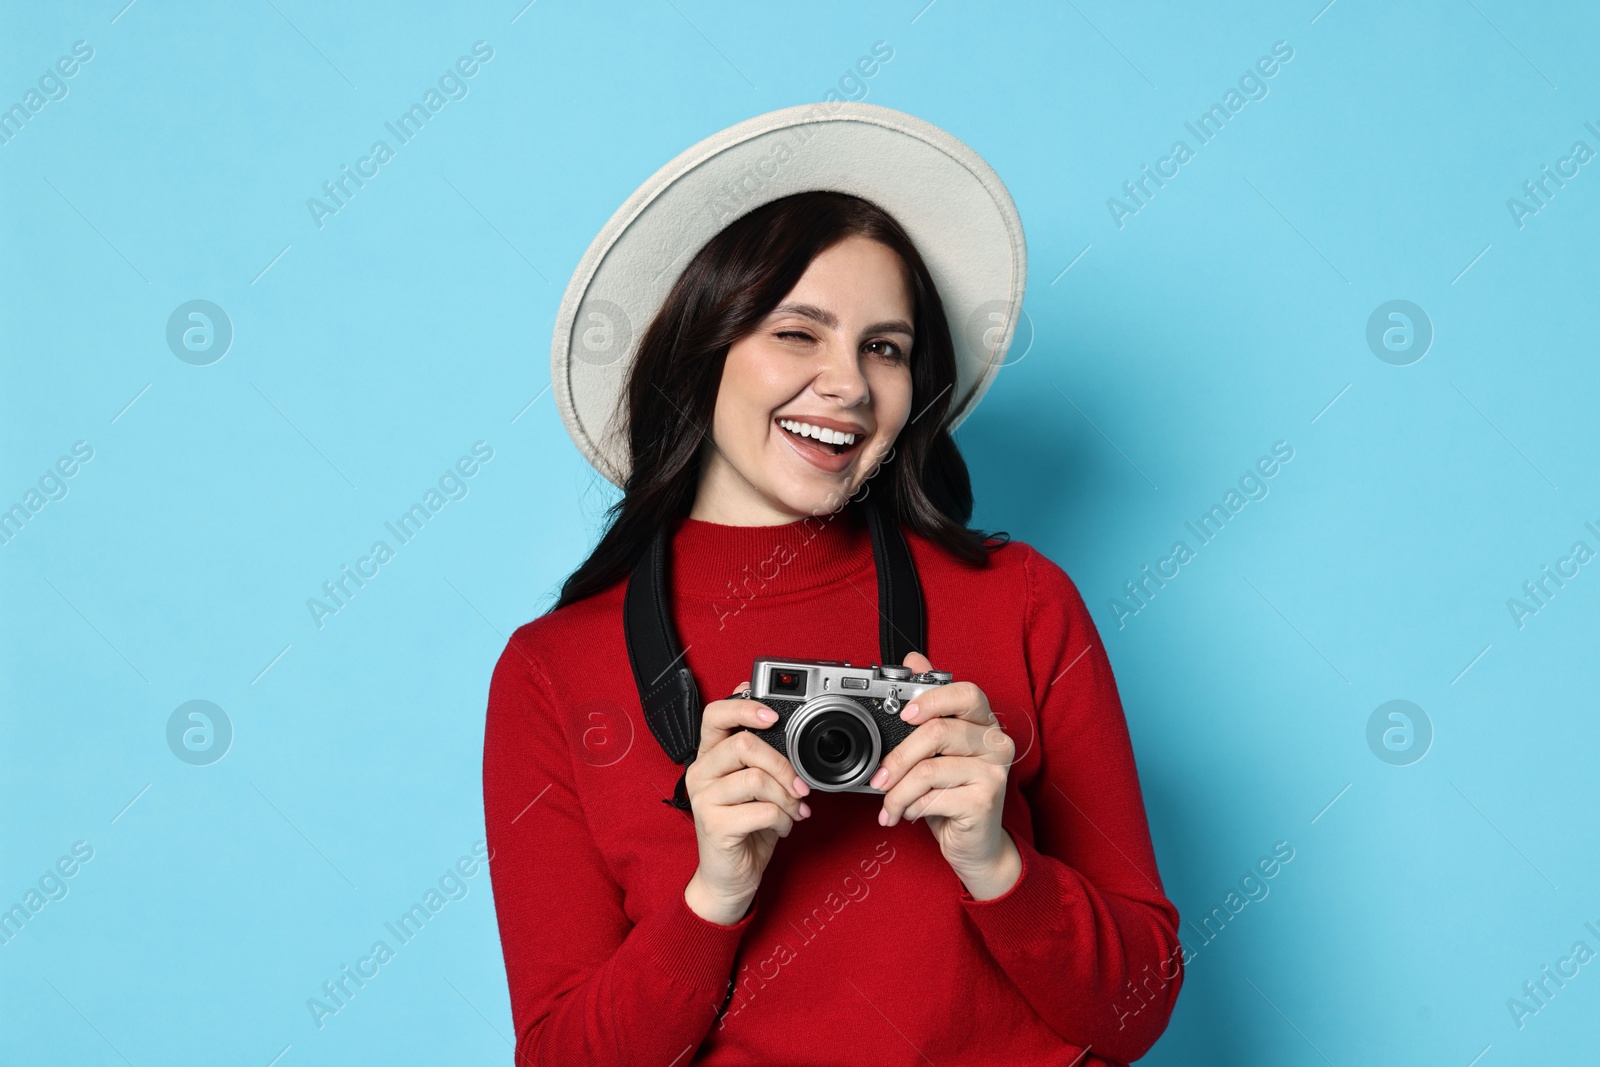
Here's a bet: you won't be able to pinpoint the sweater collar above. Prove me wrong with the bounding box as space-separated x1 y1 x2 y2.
669 506 874 600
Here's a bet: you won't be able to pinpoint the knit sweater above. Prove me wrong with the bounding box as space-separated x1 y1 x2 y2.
483 506 1183 1066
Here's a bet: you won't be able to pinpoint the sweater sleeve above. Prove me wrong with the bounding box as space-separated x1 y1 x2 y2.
483 629 757 1066
955 546 1184 1064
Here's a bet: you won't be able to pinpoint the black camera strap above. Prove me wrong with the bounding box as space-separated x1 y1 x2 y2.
623 499 925 813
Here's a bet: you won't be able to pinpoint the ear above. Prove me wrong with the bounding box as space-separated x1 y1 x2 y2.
901 650 933 673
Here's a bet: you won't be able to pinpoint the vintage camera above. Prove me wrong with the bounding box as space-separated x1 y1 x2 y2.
740 657 954 794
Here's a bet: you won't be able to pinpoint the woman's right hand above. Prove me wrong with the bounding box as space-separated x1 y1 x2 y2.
682 681 812 925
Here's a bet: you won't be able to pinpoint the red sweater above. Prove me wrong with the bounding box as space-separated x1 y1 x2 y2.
483 508 1183 1066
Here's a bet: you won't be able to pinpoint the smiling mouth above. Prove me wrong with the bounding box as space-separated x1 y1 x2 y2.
776 418 865 457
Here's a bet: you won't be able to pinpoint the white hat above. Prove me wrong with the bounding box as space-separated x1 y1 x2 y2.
551 102 1027 488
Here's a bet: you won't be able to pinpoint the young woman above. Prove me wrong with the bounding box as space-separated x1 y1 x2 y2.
484 109 1182 1067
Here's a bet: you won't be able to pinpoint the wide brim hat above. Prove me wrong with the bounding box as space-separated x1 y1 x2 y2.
551 101 1027 489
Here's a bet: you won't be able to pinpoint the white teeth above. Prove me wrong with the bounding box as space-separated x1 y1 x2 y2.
778 419 857 446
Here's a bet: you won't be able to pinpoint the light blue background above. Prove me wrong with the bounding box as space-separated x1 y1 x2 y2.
3 0 1597 1063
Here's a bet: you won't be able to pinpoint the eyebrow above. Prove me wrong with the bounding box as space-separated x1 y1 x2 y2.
768 302 914 338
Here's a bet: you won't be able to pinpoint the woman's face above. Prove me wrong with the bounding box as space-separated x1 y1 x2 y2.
692 235 916 525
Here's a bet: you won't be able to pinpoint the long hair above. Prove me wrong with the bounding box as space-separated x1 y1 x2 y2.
549 190 1008 613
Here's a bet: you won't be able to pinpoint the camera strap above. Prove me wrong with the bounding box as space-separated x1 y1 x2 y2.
623 499 925 813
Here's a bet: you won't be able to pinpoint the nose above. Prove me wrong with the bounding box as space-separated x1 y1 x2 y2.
811 336 870 408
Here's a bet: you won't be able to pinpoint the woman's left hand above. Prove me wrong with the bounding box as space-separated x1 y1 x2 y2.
870 651 1023 900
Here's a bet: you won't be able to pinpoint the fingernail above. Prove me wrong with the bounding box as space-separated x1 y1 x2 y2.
758 708 778 722
869 767 888 789
878 808 888 826
799 802 812 819
900 702 918 721
793 776 811 796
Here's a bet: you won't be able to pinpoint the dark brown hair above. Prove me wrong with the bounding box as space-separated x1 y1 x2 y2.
549 190 1007 612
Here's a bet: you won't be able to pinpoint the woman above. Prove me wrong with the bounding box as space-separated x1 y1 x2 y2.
484 106 1182 1066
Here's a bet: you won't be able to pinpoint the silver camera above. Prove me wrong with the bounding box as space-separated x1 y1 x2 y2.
741 657 954 794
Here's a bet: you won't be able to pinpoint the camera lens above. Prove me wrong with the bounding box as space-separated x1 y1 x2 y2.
796 709 874 787
816 727 850 763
